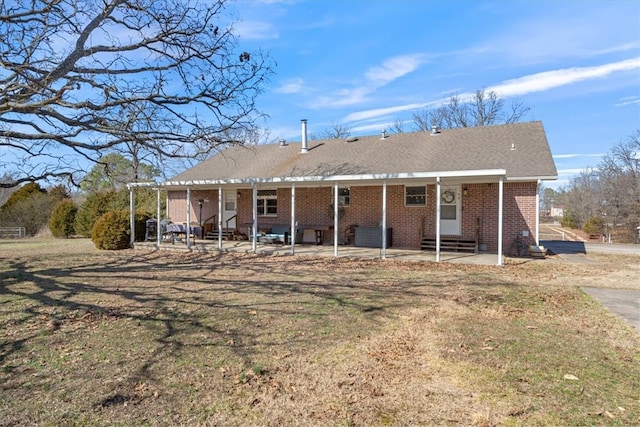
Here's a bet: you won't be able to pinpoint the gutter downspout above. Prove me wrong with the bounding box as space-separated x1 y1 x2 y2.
497 177 504 266
381 180 387 259
436 177 441 262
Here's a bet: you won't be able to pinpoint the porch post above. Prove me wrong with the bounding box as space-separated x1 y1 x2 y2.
218 186 223 250
333 182 339 257
129 187 135 248
156 187 161 247
535 179 540 246
252 183 257 253
381 180 387 259
186 188 191 249
497 177 504 266
436 177 441 262
290 183 296 255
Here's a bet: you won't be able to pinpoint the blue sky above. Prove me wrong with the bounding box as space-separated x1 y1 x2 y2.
229 0 640 189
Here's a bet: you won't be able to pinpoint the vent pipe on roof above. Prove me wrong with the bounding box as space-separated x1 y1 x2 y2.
300 119 309 154
279 138 287 147
431 125 439 135
380 129 387 140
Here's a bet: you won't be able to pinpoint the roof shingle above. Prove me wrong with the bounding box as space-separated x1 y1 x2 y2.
169 121 557 184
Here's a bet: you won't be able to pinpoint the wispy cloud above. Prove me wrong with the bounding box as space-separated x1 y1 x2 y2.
364 55 425 85
344 102 431 122
275 77 305 94
235 20 278 40
343 58 640 124
313 54 425 108
488 58 640 97
557 167 596 175
615 95 640 107
553 153 605 159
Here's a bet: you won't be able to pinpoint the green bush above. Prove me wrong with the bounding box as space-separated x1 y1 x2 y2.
91 210 130 250
75 190 120 237
49 200 77 238
560 210 577 229
583 216 604 235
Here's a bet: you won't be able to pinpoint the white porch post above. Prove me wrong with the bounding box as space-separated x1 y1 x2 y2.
535 179 540 246
218 186 223 250
290 184 296 255
129 187 135 248
436 177 441 262
156 187 161 247
381 180 387 259
252 184 257 253
333 182 339 257
186 188 192 249
497 177 504 266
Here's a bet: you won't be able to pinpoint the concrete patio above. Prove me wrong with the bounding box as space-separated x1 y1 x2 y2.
134 239 505 265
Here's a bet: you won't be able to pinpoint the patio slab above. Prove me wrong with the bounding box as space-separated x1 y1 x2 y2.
135 240 503 265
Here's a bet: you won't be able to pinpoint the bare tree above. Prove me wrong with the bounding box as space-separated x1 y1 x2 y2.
557 129 640 242
0 0 273 188
387 119 405 134
412 89 530 131
318 122 351 140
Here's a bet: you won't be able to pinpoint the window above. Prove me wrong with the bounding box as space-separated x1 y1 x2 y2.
257 189 277 216
337 187 350 207
405 186 426 206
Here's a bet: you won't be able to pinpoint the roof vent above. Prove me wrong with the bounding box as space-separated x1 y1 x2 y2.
345 136 358 143
430 125 439 135
279 138 288 147
510 143 516 151
380 129 387 140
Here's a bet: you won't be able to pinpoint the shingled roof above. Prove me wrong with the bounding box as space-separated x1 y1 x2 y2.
167 121 557 186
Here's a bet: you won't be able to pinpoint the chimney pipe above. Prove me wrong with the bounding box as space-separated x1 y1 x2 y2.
300 119 309 154
380 129 387 140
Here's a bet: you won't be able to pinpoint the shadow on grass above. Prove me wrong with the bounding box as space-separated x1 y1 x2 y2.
0 249 512 412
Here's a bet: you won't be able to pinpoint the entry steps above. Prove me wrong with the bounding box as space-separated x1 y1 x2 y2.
421 236 477 253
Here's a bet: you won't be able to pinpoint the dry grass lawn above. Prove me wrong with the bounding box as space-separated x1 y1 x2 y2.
0 238 639 426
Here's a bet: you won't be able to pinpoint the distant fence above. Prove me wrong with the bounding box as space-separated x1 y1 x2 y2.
0 227 26 238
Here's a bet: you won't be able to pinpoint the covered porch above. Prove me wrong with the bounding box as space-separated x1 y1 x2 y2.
129 168 542 266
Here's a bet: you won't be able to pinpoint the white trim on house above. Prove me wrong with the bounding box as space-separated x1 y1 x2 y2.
127 168 510 190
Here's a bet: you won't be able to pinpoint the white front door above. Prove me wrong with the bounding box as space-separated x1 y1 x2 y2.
222 191 237 229
440 185 461 235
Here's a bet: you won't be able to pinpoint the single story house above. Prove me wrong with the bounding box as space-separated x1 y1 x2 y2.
129 120 557 265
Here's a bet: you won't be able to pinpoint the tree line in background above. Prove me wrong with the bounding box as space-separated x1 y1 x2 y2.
0 153 162 249
540 129 640 243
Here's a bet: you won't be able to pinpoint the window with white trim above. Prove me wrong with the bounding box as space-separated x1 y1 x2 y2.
257 189 277 216
333 187 350 207
405 186 426 206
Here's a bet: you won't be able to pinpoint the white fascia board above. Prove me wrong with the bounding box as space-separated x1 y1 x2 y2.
507 175 558 181
152 169 508 188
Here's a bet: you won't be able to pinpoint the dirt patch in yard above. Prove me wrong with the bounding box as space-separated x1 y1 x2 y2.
0 239 639 426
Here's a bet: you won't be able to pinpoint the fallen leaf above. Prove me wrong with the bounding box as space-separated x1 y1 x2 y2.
563 374 579 380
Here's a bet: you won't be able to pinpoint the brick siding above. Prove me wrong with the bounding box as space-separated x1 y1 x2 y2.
165 181 538 254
